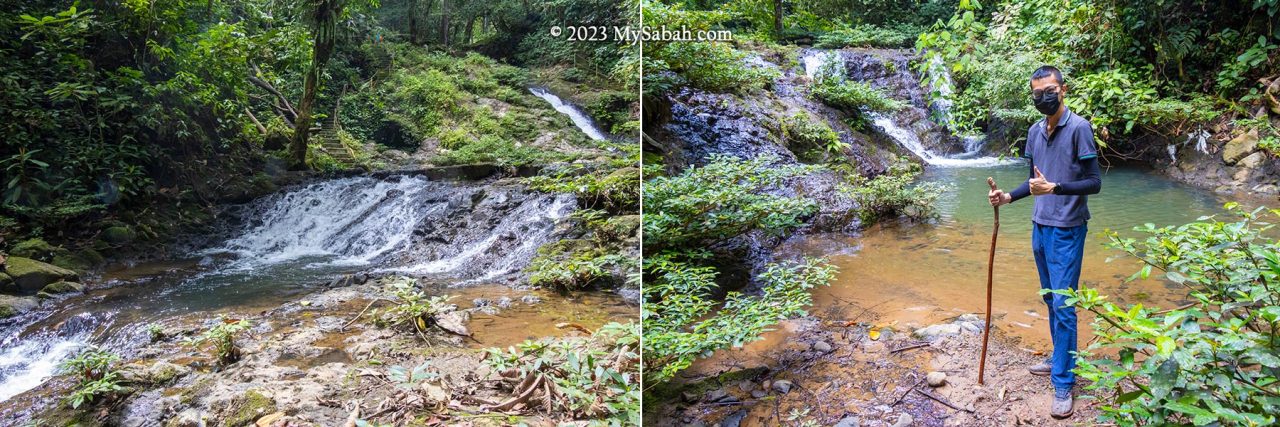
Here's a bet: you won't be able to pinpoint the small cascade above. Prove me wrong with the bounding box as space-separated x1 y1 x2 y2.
0 313 98 401
922 55 956 125
528 87 610 141
869 112 1014 167
801 49 841 81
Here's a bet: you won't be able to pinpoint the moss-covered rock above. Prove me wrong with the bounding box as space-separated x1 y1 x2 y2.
223 389 277 427
10 238 62 261
6 256 78 293
0 273 14 294
600 214 642 242
38 280 84 298
0 294 39 318
101 226 137 245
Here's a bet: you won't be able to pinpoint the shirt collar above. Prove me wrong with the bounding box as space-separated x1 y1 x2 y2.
1041 107 1072 134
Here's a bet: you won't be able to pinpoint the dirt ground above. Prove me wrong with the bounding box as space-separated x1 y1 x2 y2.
649 301 1103 426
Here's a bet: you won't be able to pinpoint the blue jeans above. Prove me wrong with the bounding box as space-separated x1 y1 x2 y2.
1031 222 1087 392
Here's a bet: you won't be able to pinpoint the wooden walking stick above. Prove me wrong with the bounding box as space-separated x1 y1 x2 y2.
979 177 999 385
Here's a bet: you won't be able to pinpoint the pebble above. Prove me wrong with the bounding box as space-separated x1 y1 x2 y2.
751 389 767 399
495 296 514 308
772 379 794 394
891 413 914 427
834 416 861 427
926 371 947 387
813 341 833 353
520 295 541 305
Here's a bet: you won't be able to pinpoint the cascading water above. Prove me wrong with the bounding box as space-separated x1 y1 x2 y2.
0 313 99 402
0 174 574 403
528 87 611 141
804 48 1015 168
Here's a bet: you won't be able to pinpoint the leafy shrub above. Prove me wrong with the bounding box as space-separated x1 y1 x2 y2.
782 113 847 163
59 346 125 409
642 155 819 251
527 162 641 213
527 246 629 292
483 322 640 424
642 2 778 94
185 315 251 365
841 157 947 223
816 23 922 48
1052 205 1280 425
812 79 904 114
432 135 568 167
372 277 455 337
643 255 836 383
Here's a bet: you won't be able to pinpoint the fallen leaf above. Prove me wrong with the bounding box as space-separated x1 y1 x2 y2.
869 329 881 340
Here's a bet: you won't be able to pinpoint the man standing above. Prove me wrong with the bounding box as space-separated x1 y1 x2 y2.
988 65 1102 419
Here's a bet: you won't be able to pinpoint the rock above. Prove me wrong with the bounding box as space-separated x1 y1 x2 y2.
520 295 541 305
52 250 101 274
1239 151 1267 169
813 341 833 353
223 389 276 427
435 310 471 336
39 280 84 295
1223 130 1259 165
959 321 982 334
0 295 39 318
10 238 60 261
913 323 962 340
101 226 138 245
772 379 794 394
0 273 14 293
472 298 492 307
721 409 748 427
835 416 862 427
751 389 767 399
167 409 206 427
891 413 913 427
255 411 285 427
5 256 78 293
705 388 731 402
681 390 700 402
957 313 981 323
926 371 947 387
495 296 514 308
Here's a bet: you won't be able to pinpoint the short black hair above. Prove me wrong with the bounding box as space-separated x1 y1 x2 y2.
1030 65 1064 86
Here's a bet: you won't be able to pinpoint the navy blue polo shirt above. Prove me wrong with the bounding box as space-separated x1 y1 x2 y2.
1022 108 1098 228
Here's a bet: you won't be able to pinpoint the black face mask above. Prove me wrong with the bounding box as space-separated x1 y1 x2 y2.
1033 90 1061 116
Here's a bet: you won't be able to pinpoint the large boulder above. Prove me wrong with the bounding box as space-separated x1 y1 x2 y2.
10 238 62 262
5 256 79 294
0 294 39 318
0 273 14 293
100 226 137 245
1223 130 1259 165
38 280 84 298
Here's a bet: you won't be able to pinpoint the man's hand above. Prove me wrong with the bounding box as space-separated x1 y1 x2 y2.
988 177 1011 207
1029 166 1056 196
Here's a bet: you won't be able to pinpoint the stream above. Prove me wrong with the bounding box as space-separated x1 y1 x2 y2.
0 89 627 406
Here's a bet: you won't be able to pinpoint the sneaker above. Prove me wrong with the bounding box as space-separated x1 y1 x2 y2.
1028 359 1052 376
1051 388 1074 419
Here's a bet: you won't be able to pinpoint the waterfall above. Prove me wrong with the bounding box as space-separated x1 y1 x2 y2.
869 112 1014 168
528 87 610 141
802 48 1014 168
923 55 956 125
210 175 442 268
0 313 97 401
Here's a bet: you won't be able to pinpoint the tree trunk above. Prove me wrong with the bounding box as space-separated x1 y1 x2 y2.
464 16 474 44
440 0 450 47
408 0 419 44
773 0 782 38
289 0 344 170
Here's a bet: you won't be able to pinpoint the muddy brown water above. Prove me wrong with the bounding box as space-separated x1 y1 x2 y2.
774 164 1273 351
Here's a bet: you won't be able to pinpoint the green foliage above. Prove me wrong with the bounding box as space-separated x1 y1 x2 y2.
1238 117 1280 157
147 324 166 343
812 79 904 115
841 157 946 223
433 135 569 167
781 113 847 163
527 145 641 213
643 255 836 383
915 0 1273 149
528 246 629 292
372 277 455 336
642 1 777 94
59 346 125 409
1051 205 1280 425
185 315 251 365
642 155 819 251
815 23 922 49
484 322 640 424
